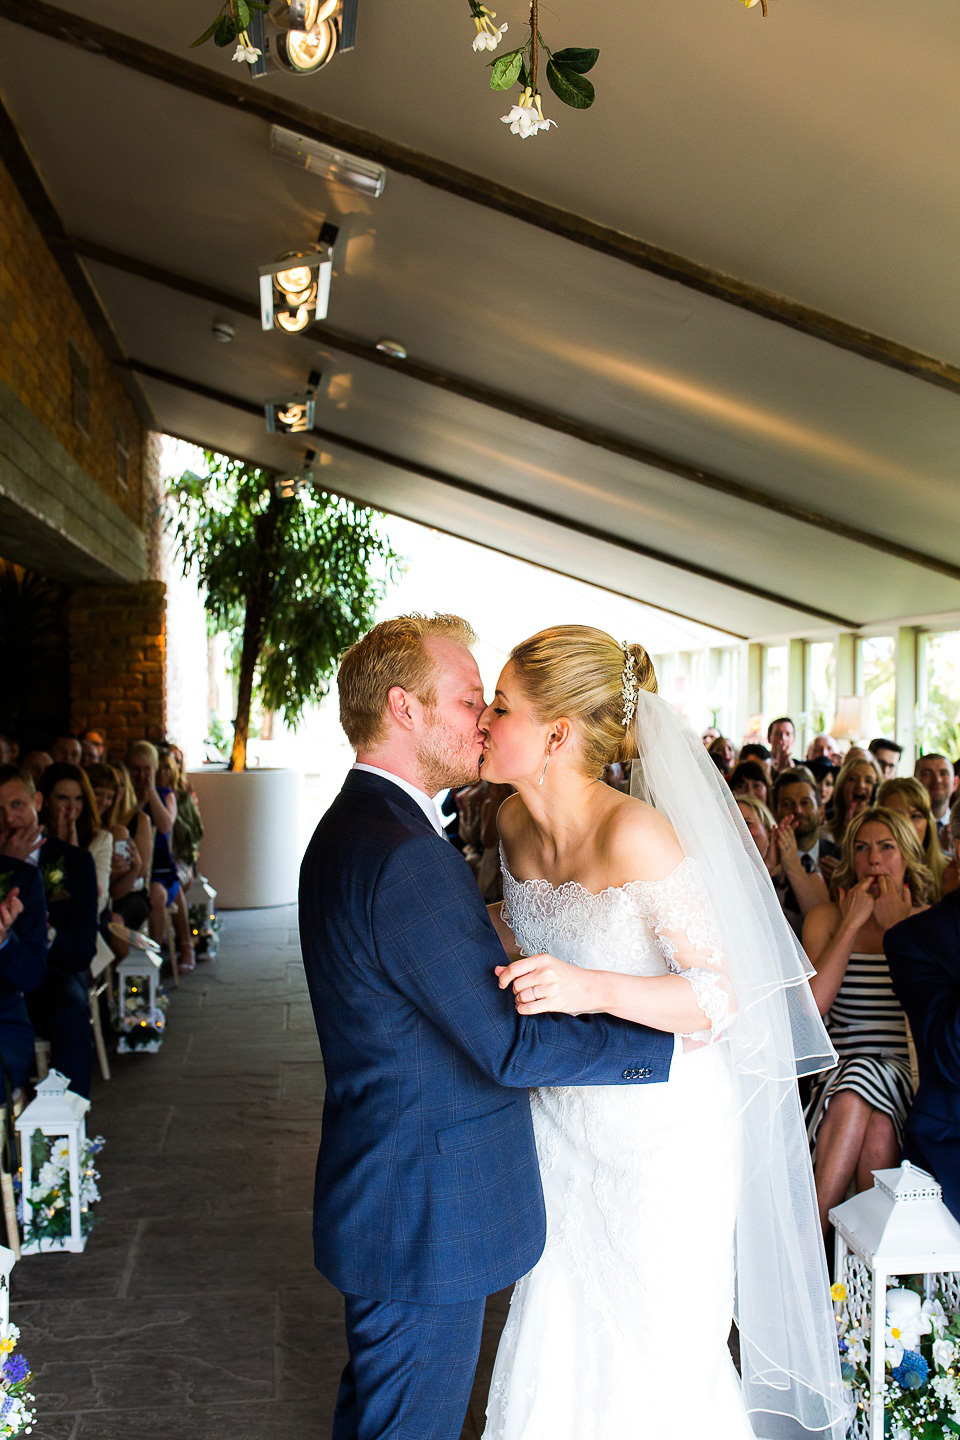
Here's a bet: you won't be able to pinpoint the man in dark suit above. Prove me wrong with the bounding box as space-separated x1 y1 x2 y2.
0 765 97 1097
0 856 47 1089
770 768 840 935
300 615 675 1440
884 804 960 1220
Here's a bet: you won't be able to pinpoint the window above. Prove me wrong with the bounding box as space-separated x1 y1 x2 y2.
761 645 788 725
68 343 90 436
916 628 960 755
805 641 836 738
857 636 896 737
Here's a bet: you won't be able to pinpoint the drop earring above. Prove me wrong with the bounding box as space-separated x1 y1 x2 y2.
539 751 550 785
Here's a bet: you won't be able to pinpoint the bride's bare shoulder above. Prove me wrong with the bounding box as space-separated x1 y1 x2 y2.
496 792 528 845
601 793 685 884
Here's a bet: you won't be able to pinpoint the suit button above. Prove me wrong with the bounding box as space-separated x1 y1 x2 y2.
622 1068 637 1080
638 1067 652 1078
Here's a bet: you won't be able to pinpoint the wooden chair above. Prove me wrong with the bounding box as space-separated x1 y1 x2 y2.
0 1094 24 1259
90 972 112 1083
163 905 180 988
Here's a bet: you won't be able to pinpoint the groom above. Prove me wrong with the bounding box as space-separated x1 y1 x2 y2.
299 614 675 1440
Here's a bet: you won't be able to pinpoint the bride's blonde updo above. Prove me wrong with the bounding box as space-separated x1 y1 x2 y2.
508 625 657 777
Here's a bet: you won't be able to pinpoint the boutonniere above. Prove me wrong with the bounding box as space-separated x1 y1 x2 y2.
40 860 68 903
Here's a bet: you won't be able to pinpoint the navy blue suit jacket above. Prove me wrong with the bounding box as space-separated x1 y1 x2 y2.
299 770 674 1305
40 836 98 979
885 892 960 1216
0 859 48 1088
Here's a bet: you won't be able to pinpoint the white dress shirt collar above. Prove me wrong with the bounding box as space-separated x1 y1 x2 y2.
352 763 444 836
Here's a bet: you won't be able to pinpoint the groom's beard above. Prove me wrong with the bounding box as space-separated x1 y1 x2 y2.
416 714 482 794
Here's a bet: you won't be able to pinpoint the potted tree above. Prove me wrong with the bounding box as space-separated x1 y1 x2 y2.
168 451 396 907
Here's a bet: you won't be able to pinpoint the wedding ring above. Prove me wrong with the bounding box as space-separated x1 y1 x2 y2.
531 985 540 1001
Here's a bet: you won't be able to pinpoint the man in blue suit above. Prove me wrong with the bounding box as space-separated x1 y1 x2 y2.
884 804 960 1220
0 856 48 1090
300 615 675 1440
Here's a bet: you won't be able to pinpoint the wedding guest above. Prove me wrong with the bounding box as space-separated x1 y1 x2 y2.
869 738 903 780
914 753 959 852
0 735 14 766
0 765 98 1097
878 777 947 901
602 762 630 794
807 759 840 813
87 762 151 951
80 730 106 768
770 770 833 935
738 743 771 768
735 795 777 874
884 805 960 1219
728 760 770 807
802 806 932 1234
476 782 514 904
20 751 52 786
707 735 736 779
701 726 720 747
826 752 880 848
0 846 47 1091
51 735 82 767
128 741 179 951
768 716 796 775
806 735 840 765
37 762 111 925
158 748 200 971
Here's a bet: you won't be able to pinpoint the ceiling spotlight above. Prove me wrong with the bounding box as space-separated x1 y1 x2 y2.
276 17 338 73
265 371 322 434
270 126 386 198
274 448 318 498
211 319 235 343
375 338 407 360
259 223 339 332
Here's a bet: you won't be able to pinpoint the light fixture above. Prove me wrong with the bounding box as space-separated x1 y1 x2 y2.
238 0 357 78
259 223 339 332
275 449 318 498
265 370 322 434
276 17 338 73
830 695 879 742
375 338 407 360
270 126 386 198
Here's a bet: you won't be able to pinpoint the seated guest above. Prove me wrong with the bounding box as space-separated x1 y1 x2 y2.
701 726 720 747
707 735 736 779
802 806 932 1235
20 751 52 786
0 844 48 1090
51 735 82 767
728 759 770 807
0 735 15 766
128 741 178 949
158 748 201 971
735 795 777 875
80 730 106 768
738 743 771 768
914 752 959 852
807 758 840 812
87 763 151 954
767 716 797 775
869 737 903 780
0 765 97 1096
806 735 840 765
884 806 960 1220
878 776 947 900
826 752 880 849
769 769 833 934
37 763 110 914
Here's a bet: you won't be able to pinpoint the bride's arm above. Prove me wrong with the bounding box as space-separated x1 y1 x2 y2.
499 804 736 1041
487 902 519 956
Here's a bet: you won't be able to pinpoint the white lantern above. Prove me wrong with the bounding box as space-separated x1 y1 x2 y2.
15 1071 91 1254
185 873 218 957
116 948 165 1054
0 1245 15 1334
830 1161 960 1438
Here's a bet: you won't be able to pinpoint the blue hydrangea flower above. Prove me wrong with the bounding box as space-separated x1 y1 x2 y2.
3 1353 29 1383
0 1394 12 1419
891 1350 929 1390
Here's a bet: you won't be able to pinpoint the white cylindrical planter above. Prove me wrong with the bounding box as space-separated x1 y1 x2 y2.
188 768 302 909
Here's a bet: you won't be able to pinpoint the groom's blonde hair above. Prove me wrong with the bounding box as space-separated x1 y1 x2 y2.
338 613 477 750
509 625 657 778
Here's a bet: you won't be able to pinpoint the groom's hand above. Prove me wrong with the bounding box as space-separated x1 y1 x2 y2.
496 953 600 1016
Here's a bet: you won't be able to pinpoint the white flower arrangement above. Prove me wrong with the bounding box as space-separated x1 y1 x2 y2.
470 0 597 140
834 1277 960 1437
21 1135 104 1248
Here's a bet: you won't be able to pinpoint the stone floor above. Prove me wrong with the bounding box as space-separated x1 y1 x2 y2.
12 907 507 1439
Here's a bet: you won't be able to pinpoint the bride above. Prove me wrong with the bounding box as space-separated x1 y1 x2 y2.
477 626 845 1440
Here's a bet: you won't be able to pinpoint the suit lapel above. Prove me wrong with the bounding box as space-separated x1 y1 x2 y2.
342 771 439 836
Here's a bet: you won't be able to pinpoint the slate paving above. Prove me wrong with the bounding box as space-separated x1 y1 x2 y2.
12 906 507 1439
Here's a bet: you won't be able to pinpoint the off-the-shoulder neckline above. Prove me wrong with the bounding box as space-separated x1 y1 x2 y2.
500 852 694 900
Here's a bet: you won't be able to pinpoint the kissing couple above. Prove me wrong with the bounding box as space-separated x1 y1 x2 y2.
299 615 846 1440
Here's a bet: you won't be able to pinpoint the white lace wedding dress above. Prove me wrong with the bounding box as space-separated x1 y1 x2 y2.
483 856 754 1440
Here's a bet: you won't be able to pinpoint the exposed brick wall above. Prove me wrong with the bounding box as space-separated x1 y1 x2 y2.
0 157 145 529
68 582 167 756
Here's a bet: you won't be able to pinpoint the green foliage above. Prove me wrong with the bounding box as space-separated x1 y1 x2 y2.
166 452 398 765
545 59 595 108
490 49 523 89
550 46 599 74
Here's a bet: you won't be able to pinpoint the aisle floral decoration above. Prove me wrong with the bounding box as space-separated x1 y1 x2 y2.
834 1277 960 1437
188 903 221 960
0 1328 35 1437
20 1133 104 1249
467 0 599 139
116 992 168 1053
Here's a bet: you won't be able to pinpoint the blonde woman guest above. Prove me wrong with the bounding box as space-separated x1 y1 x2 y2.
87 762 151 957
802 806 932 1234
735 795 777 873
157 748 199 970
826 752 881 848
127 742 178 950
878 776 947 900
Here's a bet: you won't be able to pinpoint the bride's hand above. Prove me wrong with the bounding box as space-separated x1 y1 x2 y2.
495 954 598 1015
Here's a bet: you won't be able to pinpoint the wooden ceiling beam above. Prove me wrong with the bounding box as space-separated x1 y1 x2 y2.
126 357 860 629
63 236 960 586
3 0 960 397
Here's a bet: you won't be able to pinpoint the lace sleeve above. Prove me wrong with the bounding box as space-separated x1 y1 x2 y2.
632 857 735 1042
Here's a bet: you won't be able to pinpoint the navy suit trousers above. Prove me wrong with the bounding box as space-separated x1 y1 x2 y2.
333 1292 485 1440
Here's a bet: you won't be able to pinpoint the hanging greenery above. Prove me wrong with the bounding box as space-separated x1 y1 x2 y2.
468 0 599 139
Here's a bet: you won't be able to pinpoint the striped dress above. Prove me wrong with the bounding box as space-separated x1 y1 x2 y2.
805 951 914 1151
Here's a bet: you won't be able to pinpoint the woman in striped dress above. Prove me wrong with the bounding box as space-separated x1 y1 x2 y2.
803 805 934 1236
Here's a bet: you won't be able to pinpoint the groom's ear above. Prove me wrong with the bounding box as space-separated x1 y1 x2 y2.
386 685 417 731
